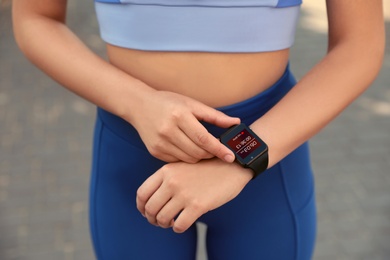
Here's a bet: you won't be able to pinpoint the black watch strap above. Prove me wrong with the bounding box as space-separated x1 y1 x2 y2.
247 152 269 179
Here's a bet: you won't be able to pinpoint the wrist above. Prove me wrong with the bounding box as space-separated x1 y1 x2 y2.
228 160 254 184
115 79 156 124
208 157 253 185
220 123 269 179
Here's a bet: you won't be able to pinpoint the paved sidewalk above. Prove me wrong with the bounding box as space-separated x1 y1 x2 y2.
1 1 389 259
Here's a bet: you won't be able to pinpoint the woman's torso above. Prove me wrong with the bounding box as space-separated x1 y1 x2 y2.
107 45 290 107
95 0 301 107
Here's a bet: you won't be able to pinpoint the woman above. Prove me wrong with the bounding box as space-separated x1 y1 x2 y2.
13 0 384 259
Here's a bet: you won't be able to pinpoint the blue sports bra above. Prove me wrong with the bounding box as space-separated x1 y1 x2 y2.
95 0 302 52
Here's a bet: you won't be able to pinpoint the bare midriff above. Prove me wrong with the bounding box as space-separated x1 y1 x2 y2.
106 44 290 108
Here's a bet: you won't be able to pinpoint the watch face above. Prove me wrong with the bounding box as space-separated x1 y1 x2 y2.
220 124 268 164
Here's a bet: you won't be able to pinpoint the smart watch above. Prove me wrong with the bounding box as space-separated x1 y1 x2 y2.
220 123 268 179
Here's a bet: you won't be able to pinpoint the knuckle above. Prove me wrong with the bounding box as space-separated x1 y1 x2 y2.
144 204 157 216
214 144 225 157
160 164 173 174
136 188 147 203
156 214 169 227
184 155 199 164
148 146 158 157
196 132 210 146
165 177 180 190
190 199 206 213
194 149 210 160
170 109 183 121
165 157 180 163
160 165 177 181
157 124 171 138
149 142 164 157
190 157 200 164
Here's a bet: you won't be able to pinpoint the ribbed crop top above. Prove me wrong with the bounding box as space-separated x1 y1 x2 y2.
95 0 302 52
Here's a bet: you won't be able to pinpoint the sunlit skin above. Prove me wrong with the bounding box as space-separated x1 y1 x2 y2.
106 45 290 108
13 0 385 233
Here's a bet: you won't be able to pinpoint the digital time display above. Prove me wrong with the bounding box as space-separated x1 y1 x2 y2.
227 129 261 159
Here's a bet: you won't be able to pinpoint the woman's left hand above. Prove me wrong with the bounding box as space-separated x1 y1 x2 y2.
136 158 253 233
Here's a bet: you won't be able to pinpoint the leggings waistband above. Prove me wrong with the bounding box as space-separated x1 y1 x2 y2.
97 66 296 147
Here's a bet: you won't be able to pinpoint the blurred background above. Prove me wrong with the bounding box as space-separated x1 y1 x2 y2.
0 0 389 259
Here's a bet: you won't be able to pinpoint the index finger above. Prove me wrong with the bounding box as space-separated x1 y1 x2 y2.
136 170 164 217
179 117 235 163
172 205 206 233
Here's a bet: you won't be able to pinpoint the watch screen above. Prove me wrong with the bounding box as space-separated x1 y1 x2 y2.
227 129 262 159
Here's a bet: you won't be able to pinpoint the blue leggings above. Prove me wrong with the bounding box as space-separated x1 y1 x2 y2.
89 67 317 260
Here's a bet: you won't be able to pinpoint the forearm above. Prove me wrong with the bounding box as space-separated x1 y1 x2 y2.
252 37 385 168
13 12 154 122
13 5 241 163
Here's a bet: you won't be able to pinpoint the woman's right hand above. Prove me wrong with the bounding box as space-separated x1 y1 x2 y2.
11 0 238 165
128 90 240 163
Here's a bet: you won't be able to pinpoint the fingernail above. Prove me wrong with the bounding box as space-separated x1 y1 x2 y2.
224 154 234 162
